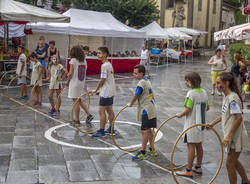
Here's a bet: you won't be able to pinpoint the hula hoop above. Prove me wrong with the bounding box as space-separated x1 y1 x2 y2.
110 105 141 153
0 70 16 95
6 75 31 98
70 91 96 134
151 115 188 171
57 87 90 123
170 124 224 184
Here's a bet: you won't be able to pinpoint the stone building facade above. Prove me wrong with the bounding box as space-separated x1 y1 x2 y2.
157 0 223 48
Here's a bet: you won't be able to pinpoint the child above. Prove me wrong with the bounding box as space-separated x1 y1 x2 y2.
66 45 93 127
46 55 67 115
16 45 28 99
175 72 209 178
207 72 249 184
29 52 43 106
91 47 116 137
127 64 157 160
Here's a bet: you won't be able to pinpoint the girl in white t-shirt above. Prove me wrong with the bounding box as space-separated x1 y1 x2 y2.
46 55 67 115
66 46 93 126
176 72 209 178
29 52 43 107
207 72 249 184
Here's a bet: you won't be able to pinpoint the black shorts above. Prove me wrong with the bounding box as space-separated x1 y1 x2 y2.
99 96 114 106
141 114 157 130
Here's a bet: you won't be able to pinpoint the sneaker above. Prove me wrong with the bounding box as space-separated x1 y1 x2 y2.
146 148 157 156
74 120 81 127
34 101 39 106
85 114 93 127
192 166 202 175
48 108 55 115
22 95 29 100
105 127 116 135
176 169 193 178
92 130 106 137
241 181 250 184
132 151 147 161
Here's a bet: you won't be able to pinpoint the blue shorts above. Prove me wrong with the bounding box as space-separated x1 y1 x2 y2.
99 96 114 106
39 59 46 69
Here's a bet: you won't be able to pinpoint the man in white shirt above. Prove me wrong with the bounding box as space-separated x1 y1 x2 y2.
140 45 150 78
92 47 116 137
16 45 28 99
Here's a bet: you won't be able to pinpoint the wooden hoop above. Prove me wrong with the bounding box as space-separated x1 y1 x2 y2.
170 124 224 184
110 105 141 153
151 115 188 171
70 91 96 134
0 70 16 95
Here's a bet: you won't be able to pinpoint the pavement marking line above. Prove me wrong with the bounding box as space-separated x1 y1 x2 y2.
5 96 200 184
44 120 163 150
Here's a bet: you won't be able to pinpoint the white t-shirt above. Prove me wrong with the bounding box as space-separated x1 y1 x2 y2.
211 56 224 71
141 49 148 60
16 53 27 76
49 64 63 89
68 58 87 98
99 62 116 98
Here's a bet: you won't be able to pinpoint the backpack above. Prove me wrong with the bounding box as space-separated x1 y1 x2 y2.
78 64 86 81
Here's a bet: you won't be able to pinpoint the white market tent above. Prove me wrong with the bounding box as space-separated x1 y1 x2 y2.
214 23 250 41
29 8 145 38
175 27 201 36
164 28 192 40
0 0 70 22
0 23 25 38
28 9 146 58
139 21 170 39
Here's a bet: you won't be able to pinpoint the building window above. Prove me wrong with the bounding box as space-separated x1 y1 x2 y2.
198 0 202 11
213 0 216 14
166 0 174 9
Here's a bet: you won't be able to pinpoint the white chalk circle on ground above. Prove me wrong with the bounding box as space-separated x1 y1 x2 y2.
44 120 163 151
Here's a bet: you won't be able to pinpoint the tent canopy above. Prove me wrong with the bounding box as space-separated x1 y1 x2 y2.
164 28 192 40
175 27 203 36
29 8 146 38
139 21 170 39
214 23 250 41
0 0 70 22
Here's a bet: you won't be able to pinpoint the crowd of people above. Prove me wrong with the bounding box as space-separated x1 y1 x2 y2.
10 38 250 184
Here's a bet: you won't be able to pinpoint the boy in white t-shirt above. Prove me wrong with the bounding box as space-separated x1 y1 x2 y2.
16 45 28 99
92 47 116 137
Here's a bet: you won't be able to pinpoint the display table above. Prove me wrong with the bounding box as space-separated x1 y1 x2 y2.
66 56 141 75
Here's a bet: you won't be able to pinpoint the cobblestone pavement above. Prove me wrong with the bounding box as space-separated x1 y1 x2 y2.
0 56 249 184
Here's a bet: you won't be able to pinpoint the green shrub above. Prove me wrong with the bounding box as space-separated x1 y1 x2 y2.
228 42 250 63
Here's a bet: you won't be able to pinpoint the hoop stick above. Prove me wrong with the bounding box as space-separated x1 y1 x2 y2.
170 124 224 184
110 105 141 153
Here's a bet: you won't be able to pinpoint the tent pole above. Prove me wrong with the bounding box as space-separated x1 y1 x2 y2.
192 38 193 63
167 39 168 67
111 37 113 64
184 40 186 64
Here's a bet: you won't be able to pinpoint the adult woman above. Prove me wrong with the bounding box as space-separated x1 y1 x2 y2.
208 49 227 95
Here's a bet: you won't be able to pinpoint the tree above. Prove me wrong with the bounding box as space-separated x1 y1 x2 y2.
15 0 160 28
234 10 247 25
72 0 159 28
